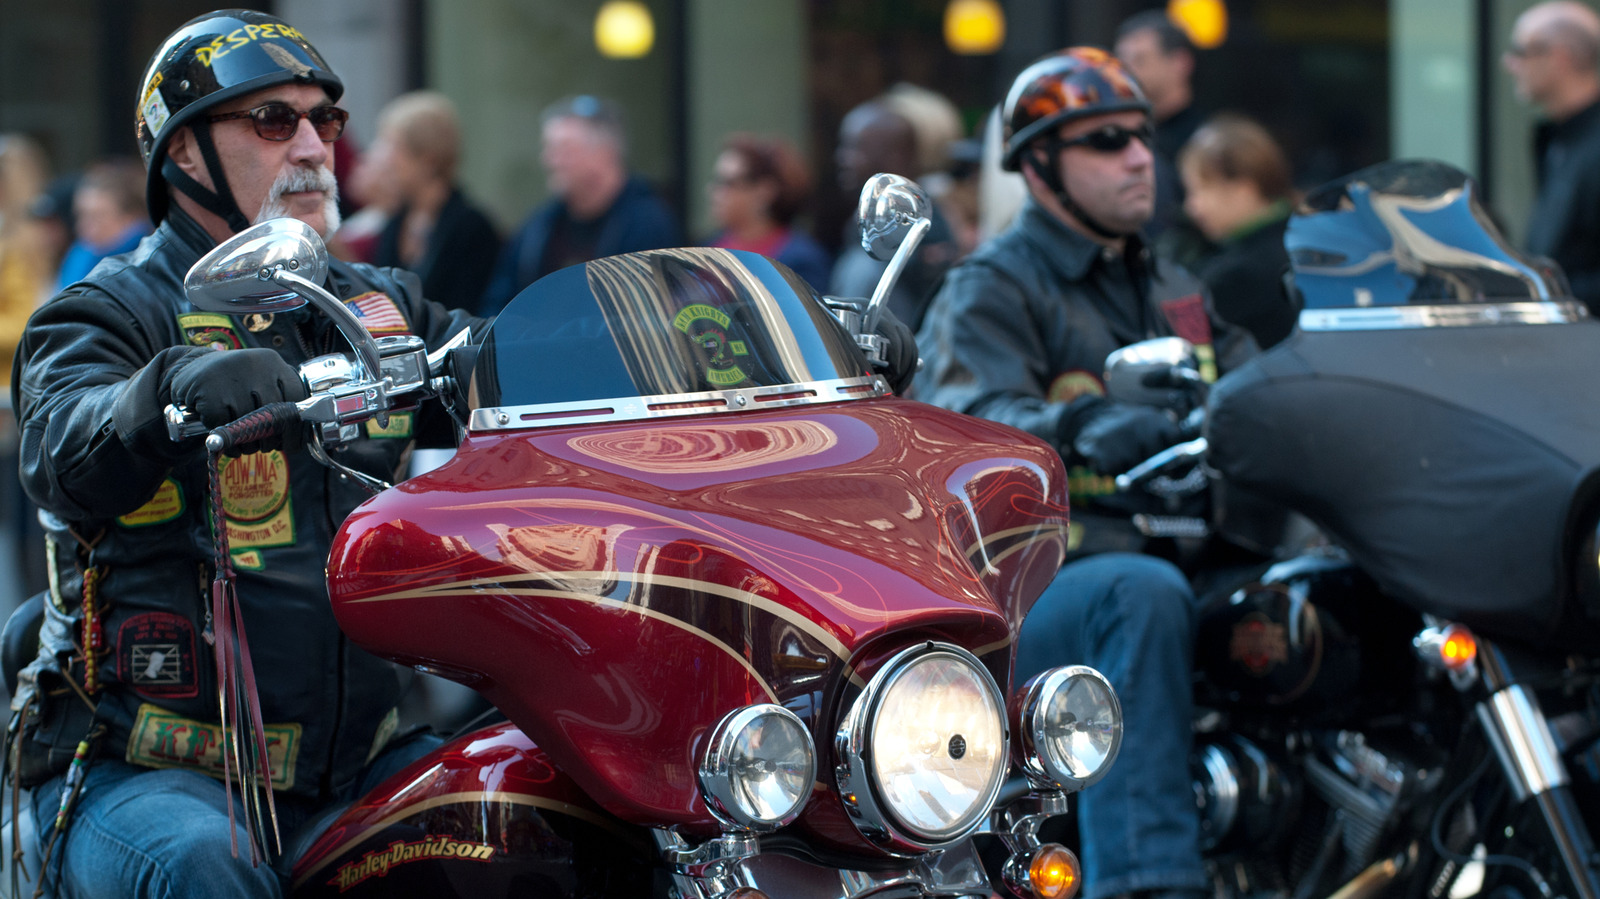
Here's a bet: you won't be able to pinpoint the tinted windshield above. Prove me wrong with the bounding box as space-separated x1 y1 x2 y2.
470 248 870 412
1288 159 1569 309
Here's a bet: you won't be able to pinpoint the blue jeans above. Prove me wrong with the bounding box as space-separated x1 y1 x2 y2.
1016 553 1206 899
29 731 441 898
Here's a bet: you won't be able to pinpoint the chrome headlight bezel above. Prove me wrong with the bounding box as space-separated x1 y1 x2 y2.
698 704 816 832
1014 665 1122 792
835 642 1010 853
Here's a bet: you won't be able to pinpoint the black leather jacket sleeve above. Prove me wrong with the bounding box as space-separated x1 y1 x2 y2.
13 285 195 520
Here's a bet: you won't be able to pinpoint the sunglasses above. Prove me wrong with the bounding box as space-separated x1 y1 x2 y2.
1059 123 1155 154
206 103 349 142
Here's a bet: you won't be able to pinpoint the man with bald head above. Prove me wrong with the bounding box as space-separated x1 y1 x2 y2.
1505 0 1600 311
830 95 959 332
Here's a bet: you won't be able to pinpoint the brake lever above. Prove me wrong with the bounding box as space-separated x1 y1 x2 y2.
1114 437 1209 492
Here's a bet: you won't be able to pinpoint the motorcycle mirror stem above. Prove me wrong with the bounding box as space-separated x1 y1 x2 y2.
184 218 383 382
857 173 934 336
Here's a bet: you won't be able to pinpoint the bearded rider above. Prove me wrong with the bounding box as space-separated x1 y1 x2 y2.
6 12 919 895
914 48 1255 899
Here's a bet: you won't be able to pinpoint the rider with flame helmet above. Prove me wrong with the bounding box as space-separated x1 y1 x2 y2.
916 47 1256 899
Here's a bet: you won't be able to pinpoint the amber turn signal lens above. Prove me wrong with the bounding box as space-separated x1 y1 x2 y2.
1030 843 1081 899
726 890 770 899
1440 626 1477 671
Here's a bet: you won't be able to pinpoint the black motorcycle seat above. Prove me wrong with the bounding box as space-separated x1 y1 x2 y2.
2 592 46 697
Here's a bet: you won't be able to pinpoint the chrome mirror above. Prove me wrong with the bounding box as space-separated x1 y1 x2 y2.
184 218 328 313
1103 337 1199 407
857 173 933 262
183 217 380 380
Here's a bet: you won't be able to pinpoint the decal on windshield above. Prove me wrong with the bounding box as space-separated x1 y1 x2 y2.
672 303 749 387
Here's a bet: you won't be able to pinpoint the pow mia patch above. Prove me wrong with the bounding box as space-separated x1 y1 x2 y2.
117 612 198 699
178 312 243 350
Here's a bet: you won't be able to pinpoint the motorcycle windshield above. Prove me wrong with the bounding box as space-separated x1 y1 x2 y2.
468 248 874 425
1288 159 1574 311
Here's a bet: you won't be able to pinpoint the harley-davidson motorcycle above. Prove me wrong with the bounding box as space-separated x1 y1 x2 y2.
1105 160 1600 899
2 174 1123 899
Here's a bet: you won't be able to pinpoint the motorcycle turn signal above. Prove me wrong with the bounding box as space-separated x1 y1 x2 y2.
1003 842 1082 899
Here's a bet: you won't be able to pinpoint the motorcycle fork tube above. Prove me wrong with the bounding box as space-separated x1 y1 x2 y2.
1476 646 1600 899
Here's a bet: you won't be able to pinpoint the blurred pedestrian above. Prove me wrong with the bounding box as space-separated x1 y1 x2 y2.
28 174 80 288
363 90 500 313
0 135 50 382
707 134 831 290
1179 114 1298 348
1115 10 1210 262
1 134 52 605
56 158 151 290
1504 0 1600 312
830 90 960 332
479 95 680 316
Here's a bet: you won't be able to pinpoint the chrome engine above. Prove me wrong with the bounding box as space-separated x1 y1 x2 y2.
1193 729 1438 895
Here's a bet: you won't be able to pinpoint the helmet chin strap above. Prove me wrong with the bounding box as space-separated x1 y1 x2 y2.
1026 139 1128 242
160 120 253 234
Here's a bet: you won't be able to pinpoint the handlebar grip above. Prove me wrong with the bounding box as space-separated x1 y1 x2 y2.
204 402 303 454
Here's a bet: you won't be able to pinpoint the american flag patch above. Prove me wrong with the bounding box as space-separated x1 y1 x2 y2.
345 292 411 335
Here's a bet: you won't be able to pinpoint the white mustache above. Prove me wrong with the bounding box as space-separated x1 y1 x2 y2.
254 165 341 233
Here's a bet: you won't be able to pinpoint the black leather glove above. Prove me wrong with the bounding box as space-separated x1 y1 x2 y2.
873 306 918 395
1067 400 1184 476
169 347 309 455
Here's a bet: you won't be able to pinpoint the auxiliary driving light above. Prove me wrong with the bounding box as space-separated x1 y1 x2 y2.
698 704 816 831
1013 665 1122 791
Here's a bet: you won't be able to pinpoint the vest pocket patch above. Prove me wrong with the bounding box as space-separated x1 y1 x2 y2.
126 702 302 791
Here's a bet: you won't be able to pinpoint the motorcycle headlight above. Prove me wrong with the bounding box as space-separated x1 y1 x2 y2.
699 705 816 832
837 643 1008 850
1014 665 1122 791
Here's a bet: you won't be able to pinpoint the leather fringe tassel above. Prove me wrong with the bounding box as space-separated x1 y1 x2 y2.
206 447 281 864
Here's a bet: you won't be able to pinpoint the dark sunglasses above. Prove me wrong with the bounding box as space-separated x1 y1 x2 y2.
206 103 349 142
1059 123 1154 154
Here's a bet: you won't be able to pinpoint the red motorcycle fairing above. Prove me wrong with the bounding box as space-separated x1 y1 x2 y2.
289 721 654 897
327 397 1068 855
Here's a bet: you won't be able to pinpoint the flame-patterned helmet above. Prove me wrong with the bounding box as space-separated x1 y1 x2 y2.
1000 48 1151 172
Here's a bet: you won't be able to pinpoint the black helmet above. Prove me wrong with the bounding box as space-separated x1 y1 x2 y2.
1000 47 1151 172
135 9 343 228
1286 159 1573 313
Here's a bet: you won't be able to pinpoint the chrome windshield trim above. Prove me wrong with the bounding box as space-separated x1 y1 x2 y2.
468 375 889 433
1299 301 1587 332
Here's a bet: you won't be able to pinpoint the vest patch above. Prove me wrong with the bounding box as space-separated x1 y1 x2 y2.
117 612 198 699
364 412 414 439
1048 369 1105 405
126 702 302 790
117 478 185 528
345 292 411 335
178 312 244 350
219 451 295 550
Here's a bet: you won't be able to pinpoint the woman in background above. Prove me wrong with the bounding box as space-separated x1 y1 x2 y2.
1179 114 1298 349
707 134 831 291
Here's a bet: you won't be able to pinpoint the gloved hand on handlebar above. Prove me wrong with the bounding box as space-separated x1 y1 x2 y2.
874 306 919 395
169 347 310 456
1059 397 1184 476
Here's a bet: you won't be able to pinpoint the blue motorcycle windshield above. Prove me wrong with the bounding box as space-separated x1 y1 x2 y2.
1287 160 1569 308
470 248 869 409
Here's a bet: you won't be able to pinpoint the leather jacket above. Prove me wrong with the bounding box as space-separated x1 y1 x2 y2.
913 199 1254 556
10 209 478 800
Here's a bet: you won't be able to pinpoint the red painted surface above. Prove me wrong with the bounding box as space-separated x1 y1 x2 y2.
327 396 1068 853
291 721 605 886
